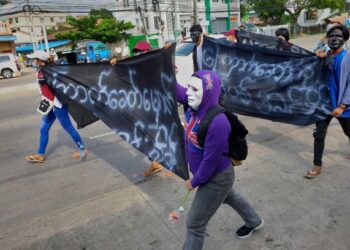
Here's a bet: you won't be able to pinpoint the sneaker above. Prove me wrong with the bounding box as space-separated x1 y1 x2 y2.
235 219 264 239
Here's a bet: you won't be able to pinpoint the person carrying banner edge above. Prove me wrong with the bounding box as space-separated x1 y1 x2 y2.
190 24 204 72
25 50 88 163
305 25 350 179
314 15 344 59
176 70 264 250
110 41 174 178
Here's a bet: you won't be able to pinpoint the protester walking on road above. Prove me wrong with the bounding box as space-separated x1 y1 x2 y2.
305 25 350 179
25 50 88 163
177 70 264 250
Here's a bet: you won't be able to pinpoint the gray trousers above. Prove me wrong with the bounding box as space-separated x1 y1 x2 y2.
183 166 261 250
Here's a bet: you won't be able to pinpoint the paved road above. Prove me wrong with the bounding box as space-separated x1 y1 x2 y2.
0 35 349 250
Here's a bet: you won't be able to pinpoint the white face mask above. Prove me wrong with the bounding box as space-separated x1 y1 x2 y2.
327 23 337 31
186 76 203 110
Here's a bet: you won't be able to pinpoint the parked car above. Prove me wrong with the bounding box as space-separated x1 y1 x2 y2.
175 40 195 87
0 53 21 79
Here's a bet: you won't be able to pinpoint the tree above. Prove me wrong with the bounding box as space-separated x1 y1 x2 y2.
89 8 114 19
248 0 344 31
55 10 134 44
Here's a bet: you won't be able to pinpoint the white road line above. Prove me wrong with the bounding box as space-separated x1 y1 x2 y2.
89 131 115 139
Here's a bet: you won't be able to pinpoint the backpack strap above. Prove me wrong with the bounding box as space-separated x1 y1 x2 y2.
197 105 225 148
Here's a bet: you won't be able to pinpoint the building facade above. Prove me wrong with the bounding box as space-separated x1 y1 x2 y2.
114 0 240 42
0 20 16 53
1 12 67 44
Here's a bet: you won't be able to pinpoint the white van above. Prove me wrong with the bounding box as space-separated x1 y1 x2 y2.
0 53 21 79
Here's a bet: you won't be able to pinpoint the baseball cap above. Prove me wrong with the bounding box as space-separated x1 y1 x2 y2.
27 50 50 61
224 29 236 36
132 41 151 52
326 15 344 25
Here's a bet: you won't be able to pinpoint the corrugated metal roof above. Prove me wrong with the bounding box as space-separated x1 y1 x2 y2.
16 39 70 52
0 35 16 41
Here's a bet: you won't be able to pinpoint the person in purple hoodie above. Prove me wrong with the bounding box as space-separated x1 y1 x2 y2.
177 70 264 250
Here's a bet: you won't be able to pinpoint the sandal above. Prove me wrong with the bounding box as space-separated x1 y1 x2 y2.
71 149 88 159
25 154 45 163
304 167 321 179
165 171 174 177
144 161 163 177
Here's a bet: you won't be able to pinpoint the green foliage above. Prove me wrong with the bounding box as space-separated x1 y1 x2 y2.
248 0 344 25
54 10 134 44
89 8 114 19
240 2 251 18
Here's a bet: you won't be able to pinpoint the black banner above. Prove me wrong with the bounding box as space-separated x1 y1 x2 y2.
203 34 332 125
42 46 189 180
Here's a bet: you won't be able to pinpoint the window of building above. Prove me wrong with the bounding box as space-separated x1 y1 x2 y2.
144 0 148 12
305 9 317 21
123 0 129 7
135 18 140 31
145 16 149 29
15 18 19 23
50 17 54 22
154 16 159 29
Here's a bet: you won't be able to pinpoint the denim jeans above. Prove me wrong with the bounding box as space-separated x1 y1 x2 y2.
313 116 350 166
38 105 84 154
183 166 262 250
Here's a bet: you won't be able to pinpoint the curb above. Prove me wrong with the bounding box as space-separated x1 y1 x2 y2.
0 82 37 96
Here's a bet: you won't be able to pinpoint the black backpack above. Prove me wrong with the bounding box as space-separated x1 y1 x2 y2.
197 106 248 161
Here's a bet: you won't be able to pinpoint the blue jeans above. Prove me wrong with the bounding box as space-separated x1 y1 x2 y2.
37 105 84 155
183 166 262 250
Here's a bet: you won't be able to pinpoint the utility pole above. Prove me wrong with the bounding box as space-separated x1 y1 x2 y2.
40 15 49 52
172 0 178 40
137 6 149 42
23 3 36 51
193 0 198 24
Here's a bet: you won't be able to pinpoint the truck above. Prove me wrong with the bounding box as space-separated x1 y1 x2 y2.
84 41 112 62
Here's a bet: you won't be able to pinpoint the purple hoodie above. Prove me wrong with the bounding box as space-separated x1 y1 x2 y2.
177 70 231 188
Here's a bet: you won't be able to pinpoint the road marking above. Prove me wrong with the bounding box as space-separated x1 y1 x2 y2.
89 131 115 139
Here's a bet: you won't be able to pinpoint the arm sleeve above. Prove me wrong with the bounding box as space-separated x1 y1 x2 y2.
340 53 350 105
176 83 188 106
191 114 231 188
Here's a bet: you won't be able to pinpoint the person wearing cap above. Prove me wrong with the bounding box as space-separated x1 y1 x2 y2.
305 25 350 178
224 29 237 43
110 41 174 177
314 15 345 58
190 24 204 72
25 50 88 163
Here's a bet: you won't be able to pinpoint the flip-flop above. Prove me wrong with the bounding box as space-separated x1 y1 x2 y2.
304 169 321 179
25 154 45 163
71 149 88 159
144 165 163 177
